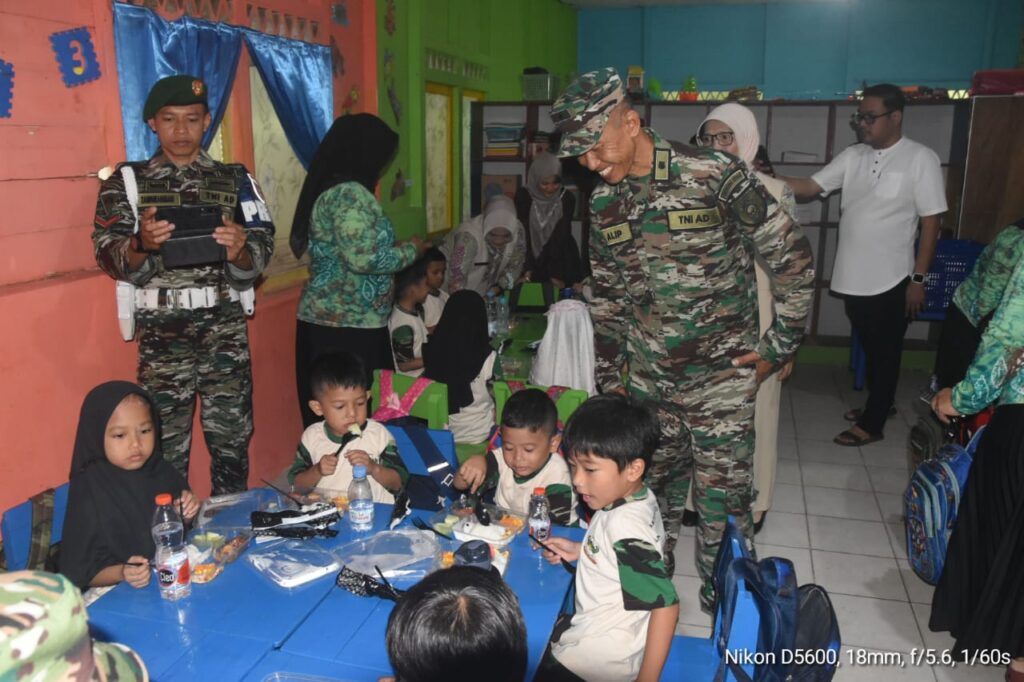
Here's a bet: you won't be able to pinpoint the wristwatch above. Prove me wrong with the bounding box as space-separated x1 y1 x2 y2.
910 272 926 284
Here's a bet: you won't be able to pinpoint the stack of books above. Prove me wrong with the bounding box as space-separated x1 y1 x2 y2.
484 123 525 158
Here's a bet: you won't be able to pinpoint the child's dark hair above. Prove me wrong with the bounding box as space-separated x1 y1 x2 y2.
421 246 446 265
309 351 369 397
561 394 660 472
395 261 428 300
386 566 527 682
502 388 558 436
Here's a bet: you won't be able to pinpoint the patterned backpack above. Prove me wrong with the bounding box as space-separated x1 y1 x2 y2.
904 426 985 584
372 370 432 425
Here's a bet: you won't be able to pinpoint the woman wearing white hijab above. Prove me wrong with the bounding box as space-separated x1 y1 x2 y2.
514 152 584 290
440 195 526 296
684 102 798 533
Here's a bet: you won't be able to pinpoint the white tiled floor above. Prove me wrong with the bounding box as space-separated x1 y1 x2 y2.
671 364 1007 681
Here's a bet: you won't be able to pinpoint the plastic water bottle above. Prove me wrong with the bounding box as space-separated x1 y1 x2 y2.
527 487 551 543
348 464 375 532
152 493 191 601
495 294 510 337
485 291 498 338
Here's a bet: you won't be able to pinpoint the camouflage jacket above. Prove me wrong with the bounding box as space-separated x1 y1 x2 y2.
93 150 275 291
588 129 814 394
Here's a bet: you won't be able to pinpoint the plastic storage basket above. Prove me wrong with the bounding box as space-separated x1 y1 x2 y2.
522 74 559 101
922 239 985 317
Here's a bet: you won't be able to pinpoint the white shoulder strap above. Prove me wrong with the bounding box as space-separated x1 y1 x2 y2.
120 165 140 234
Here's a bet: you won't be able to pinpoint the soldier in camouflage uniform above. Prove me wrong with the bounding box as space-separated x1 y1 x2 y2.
551 68 814 609
93 76 274 494
0 570 148 680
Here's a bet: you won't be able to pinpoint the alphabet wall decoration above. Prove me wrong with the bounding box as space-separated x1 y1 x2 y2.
49 27 101 87
0 59 12 118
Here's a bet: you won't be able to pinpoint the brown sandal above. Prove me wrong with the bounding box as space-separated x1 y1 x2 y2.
833 427 883 447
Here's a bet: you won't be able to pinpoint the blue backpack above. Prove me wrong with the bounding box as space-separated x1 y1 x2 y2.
714 523 841 682
904 426 985 584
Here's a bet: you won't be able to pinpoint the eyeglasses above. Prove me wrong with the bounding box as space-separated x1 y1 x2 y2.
697 131 735 147
850 110 894 126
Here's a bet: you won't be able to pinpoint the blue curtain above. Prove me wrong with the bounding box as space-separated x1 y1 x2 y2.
244 31 332 169
112 4 332 168
113 3 242 161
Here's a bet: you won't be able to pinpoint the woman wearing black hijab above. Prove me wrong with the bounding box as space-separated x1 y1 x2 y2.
292 114 427 427
423 290 497 443
59 381 194 590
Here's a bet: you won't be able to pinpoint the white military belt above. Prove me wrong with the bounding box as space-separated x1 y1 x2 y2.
135 286 240 310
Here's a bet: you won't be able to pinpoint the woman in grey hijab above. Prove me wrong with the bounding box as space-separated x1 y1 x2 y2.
514 152 583 290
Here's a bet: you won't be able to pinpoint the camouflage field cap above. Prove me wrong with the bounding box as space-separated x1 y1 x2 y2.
142 74 208 121
550 67 626 158
0 571 149 681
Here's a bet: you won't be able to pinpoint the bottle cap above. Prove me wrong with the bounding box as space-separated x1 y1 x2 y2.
533 487 546 496
154 493 172 506
353 464 368 478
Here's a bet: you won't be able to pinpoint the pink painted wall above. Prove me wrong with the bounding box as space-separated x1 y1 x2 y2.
0 0 378 521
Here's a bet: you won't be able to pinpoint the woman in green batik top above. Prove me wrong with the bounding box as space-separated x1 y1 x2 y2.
930 233 1024 682
290 114 427 427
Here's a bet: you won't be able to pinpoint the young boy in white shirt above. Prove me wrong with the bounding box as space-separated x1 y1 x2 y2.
389 262 431 376
453 388 576 525
287 352 407 502
421 247 449 333
535 394 679 682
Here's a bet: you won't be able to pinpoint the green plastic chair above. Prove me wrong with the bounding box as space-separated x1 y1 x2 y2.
370 370 449 430
493 381 589 425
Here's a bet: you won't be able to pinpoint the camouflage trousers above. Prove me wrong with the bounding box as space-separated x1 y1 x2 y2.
137 303 253 495
637 358 758 612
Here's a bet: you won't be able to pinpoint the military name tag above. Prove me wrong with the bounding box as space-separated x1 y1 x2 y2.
667 207 723 230
199 189 238 207
599 222 631 246
203 178 237 192
137 192 181 207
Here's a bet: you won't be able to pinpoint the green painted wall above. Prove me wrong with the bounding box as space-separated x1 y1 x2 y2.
376 0 577 237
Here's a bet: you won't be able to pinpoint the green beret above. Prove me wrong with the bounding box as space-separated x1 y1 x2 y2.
550 68 626 158
142 75 208 121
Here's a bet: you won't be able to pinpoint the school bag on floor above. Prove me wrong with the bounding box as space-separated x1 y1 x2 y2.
714 525 840 682
904 425 985 584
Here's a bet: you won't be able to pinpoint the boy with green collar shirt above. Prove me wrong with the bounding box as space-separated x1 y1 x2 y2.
454 389 576 525
535 394 679 682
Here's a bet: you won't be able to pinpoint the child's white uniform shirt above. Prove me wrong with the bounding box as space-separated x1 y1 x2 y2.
388 305 428 377
299 420 397 503
551 487 678 681
491 447 577 525
423 289 449 328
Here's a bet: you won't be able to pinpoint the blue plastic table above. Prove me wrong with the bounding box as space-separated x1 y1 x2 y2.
87 501 581 681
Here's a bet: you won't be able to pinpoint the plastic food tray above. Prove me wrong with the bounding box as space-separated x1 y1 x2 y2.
429 501 526 548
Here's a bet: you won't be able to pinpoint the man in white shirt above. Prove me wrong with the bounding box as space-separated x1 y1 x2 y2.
785 84 946 446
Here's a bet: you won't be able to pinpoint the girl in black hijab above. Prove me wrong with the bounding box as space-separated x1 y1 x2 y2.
291 114 427 427
423 291 497 443
59 381 197 590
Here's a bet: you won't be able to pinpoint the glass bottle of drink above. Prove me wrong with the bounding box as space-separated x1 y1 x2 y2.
527 487 551 543
152 493 191 600
495 293 510 337
348 464 375 532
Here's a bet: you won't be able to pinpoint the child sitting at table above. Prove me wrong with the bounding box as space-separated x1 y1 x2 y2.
382 566 527 682
389 262 430 377
534 394 679 682
59 381 199 590
453 388 576 525
421 247 449 333
288 352 408 501
423 290 497 444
